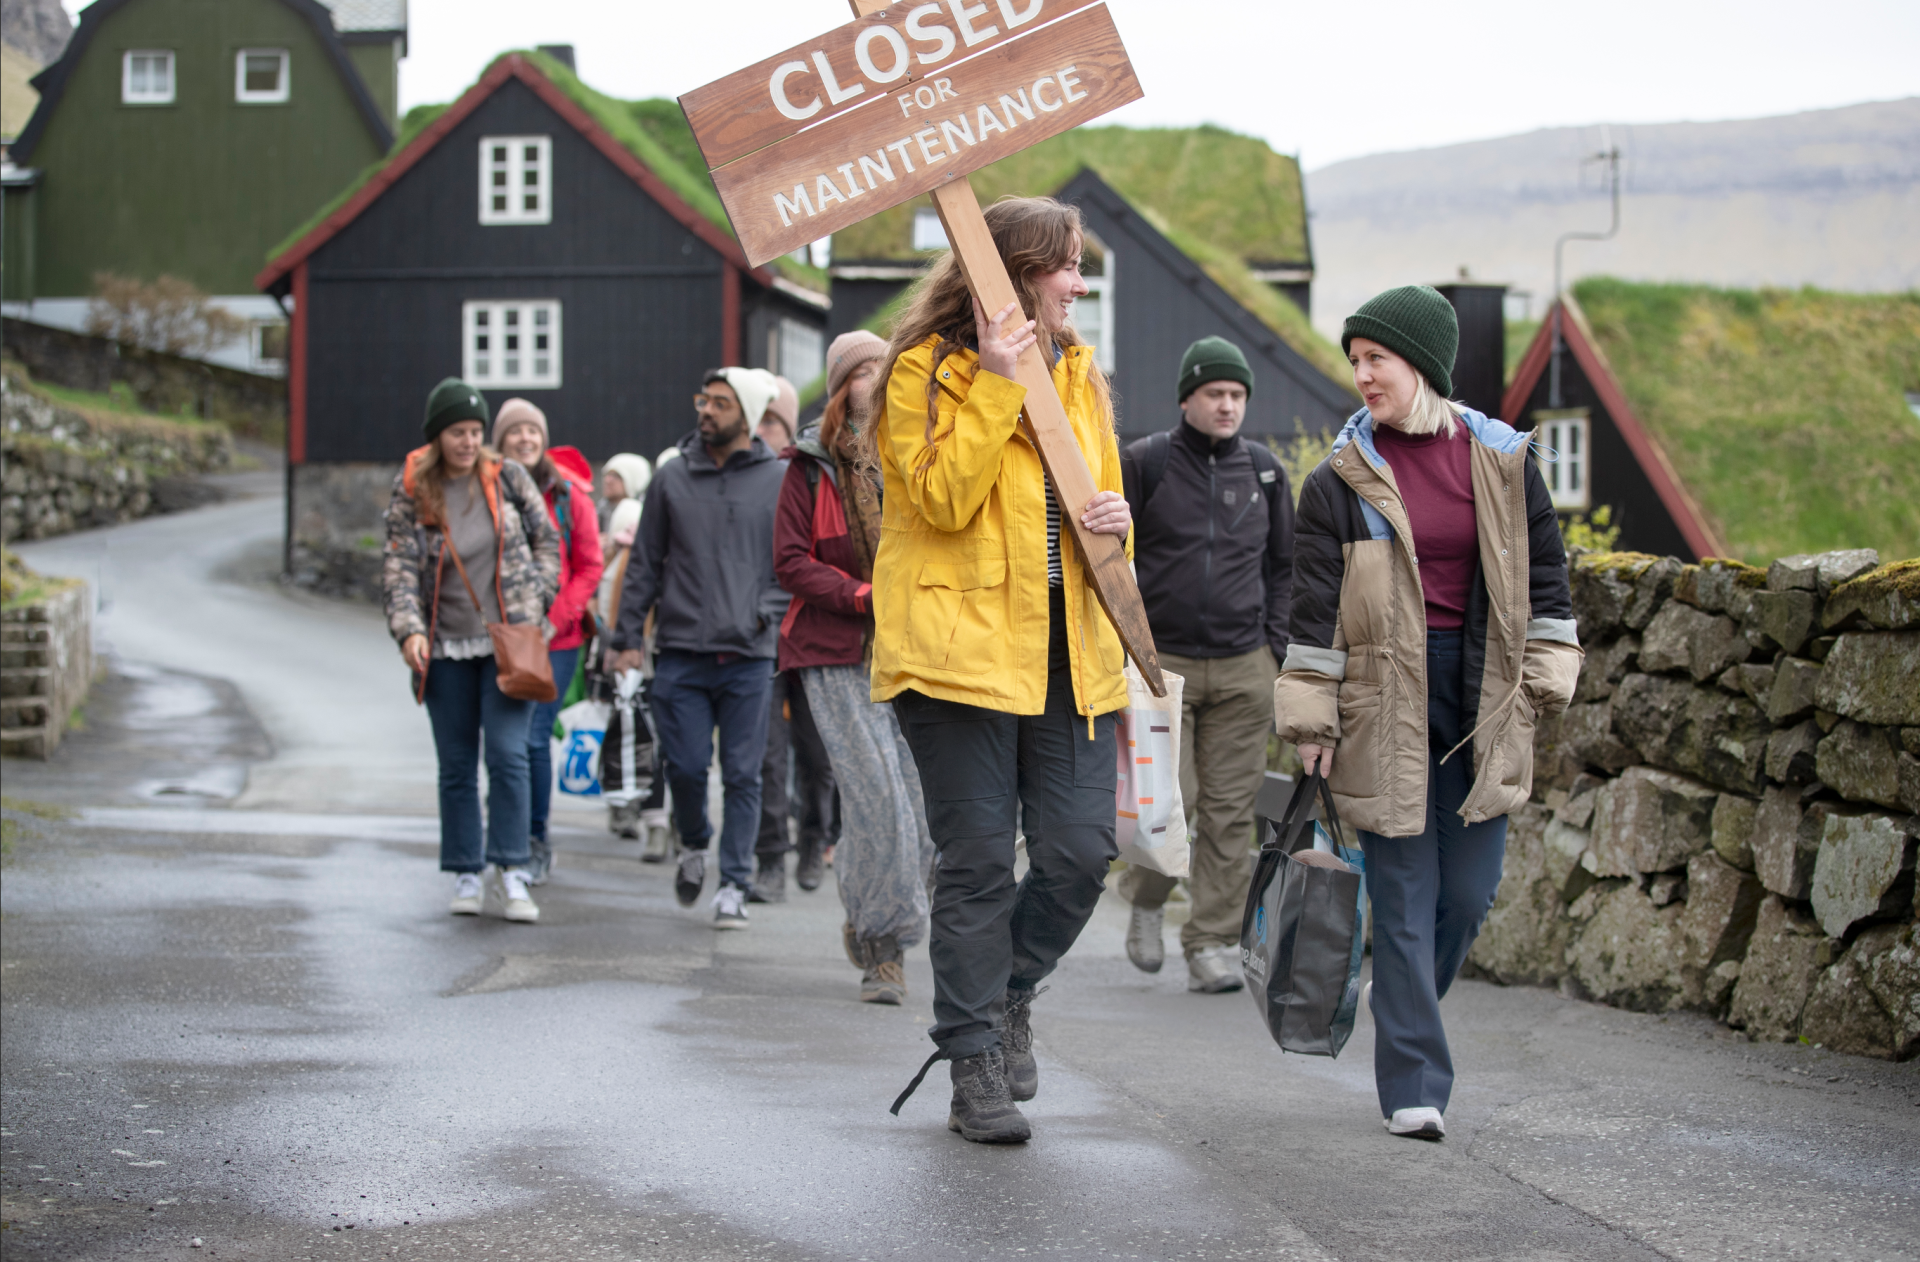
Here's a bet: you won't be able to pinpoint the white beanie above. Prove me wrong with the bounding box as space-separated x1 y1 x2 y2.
716 367 781 430
601 452 651 501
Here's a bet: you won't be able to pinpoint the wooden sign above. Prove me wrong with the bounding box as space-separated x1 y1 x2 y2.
680 0 1102 172
680 0 1165 694
695 4 1140 268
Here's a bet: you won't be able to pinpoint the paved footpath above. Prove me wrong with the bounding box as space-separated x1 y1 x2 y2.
3 485 1916 1261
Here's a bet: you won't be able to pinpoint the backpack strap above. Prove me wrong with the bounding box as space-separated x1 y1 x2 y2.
1135 430 1173 508
1246 439 1281 506
551 479 573 551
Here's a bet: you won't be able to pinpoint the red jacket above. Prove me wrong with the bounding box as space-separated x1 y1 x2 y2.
540 446 604 651
773 447 871 671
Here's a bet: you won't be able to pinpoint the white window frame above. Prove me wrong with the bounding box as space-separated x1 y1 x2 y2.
122 50 175 105
775 317 825 388
463 300 562 390
234 49 290 104
250 320 288 370
479 136 553 226
1534 408 1591 511
911 207 948 251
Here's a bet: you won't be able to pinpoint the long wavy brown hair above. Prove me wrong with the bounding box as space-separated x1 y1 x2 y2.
860 196 1114 474
410 438 501 528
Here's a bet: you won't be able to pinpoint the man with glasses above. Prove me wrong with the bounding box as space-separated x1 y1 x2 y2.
611 368 789 928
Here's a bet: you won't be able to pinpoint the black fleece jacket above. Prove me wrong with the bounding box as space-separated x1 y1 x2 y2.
1120 421 1295 662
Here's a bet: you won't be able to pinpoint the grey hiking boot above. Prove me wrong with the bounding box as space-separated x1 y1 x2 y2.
525 839 553 886
608 800 642 840
675 850 706 907
1126 904 1165 973
1187 944 1245 993
858 935 906 1005
748 854 787 904
1002 986 1046 1102
948 1048 1031 1144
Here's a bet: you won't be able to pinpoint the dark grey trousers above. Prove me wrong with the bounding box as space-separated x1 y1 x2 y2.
893 589 1119 1059
1358 629 1508 1118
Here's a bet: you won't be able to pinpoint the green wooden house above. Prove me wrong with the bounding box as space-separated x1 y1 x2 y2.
2 0 404 375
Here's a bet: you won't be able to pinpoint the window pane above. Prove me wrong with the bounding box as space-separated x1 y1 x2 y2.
535 334 548 351
476 359 489 377
535 358 549 376
533 309 548 327
506 359 519 376
246 55 281 92
505 310 519 326
475 335 488 351
506 334 519 351
524 145 539 162
493 146 507 162
475 310 488 326
524 195 539 212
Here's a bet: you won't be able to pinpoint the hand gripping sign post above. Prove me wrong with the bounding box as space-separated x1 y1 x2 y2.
680 0 1166 695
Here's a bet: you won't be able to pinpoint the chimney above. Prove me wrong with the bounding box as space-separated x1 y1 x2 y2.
1436 278 1508 420
536 45 576 72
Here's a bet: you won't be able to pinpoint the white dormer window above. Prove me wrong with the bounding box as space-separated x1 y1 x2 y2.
235 49 290 103
1534 409 1591 510
122 51 175 104
479 137 552 225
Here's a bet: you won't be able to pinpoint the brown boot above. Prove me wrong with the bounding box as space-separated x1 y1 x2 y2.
853 933 906 1005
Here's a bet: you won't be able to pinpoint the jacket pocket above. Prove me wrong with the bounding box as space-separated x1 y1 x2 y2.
1329 648 1386 801
902 556 1007 674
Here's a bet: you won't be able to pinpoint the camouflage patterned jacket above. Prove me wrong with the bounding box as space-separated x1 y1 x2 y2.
382 449 561 645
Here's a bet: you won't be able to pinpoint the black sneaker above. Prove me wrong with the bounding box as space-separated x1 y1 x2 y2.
794 839 825 892
675 850 706 907
948 1048 1031 1144
748 855 787 904
1001 986 1045 1102
525 839 553 886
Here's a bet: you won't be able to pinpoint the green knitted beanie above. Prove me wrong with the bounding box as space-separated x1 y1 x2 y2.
1177 336 1254 402
1341 285 1458 398
423 377 490 442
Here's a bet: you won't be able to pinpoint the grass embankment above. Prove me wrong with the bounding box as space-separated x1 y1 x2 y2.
1572 279 1920 563
1 548 81 611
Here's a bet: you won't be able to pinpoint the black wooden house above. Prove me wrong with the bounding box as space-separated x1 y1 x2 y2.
257 51 828 579
1503 297 1722 559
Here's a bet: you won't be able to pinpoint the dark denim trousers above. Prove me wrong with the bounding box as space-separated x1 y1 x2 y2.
650 650 775 891
422 654 536 873
1357 628 1509 1117
527 645 581 842
893 588 1119 1059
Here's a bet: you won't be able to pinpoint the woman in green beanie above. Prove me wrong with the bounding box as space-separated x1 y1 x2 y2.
1273 285 1584 1140
382 378 561 925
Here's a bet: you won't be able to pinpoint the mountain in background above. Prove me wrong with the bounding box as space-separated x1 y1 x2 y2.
1304 98 1920 340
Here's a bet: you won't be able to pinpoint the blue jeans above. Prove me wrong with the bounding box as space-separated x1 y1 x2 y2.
423 654 536 873
1358 628 1509 1118
527 645 581 843
649 650 775 891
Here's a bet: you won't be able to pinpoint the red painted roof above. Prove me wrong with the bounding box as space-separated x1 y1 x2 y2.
256 53 770 292
1502 299 1726 560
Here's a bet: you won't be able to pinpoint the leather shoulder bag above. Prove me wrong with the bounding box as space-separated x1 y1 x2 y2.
444 532 558 703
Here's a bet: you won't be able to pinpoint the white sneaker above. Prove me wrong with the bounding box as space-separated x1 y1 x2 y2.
1362 980 1373 1016
712 882 749 930
1125 905 1165 973
491 866 540 923
449 872 484 916
1386 1107 1445 1140
1187 944 1244 993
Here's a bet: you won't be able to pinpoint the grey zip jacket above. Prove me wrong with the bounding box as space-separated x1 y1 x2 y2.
610 431 789 659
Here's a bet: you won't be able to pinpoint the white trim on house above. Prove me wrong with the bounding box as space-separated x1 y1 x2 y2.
478 136 552 225
122 50 175 104
463 300 562 389
235 49 291 103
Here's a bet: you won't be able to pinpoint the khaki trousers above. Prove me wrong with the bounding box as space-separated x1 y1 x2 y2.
1119 646 1277 954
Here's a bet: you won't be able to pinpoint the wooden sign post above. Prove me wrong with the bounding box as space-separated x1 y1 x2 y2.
681 0 1164 694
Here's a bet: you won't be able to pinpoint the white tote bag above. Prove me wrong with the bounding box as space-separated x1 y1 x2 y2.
554 698 612 798
1115 664 1188 878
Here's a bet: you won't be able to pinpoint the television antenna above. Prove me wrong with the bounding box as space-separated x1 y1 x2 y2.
1549 136 1622 408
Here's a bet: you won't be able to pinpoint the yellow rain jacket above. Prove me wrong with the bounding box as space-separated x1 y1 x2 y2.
869 336 1130 719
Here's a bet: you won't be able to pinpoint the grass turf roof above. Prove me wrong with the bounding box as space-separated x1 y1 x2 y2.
1572 278 1920 563
264 51 827 294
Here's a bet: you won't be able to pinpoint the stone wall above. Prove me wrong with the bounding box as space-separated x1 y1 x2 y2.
1 579 93 758
1470 550 1920 1060
3 317 286 442
286 462 400 602
2 368 235 541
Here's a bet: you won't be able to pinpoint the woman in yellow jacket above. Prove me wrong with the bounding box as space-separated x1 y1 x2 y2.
867 196 1132 1144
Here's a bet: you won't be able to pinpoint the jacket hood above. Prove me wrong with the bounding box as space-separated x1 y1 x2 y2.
547 445 593 487
1330 405 1531 468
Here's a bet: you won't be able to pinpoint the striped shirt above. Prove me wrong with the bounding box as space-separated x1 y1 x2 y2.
1044 475 1064 586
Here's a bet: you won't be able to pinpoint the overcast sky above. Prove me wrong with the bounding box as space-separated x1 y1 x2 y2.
384 0 1918 170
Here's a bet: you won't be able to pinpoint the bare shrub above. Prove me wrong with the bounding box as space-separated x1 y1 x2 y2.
85 273 246 357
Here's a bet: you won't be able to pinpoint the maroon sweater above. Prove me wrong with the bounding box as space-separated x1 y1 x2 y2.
1373 418 1477 630
773 453 872 670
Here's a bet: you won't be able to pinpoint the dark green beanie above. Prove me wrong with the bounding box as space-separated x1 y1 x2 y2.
1177 336 1254 402
423 377 489 442
1341 285 1458 398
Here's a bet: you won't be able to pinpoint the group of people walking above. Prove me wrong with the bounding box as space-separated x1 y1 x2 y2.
381 195 1580 1147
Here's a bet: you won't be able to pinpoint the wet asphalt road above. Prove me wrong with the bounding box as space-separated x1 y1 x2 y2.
4 484 1918 1262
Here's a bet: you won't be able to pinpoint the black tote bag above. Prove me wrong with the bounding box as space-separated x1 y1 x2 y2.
1240 772 1368 1058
